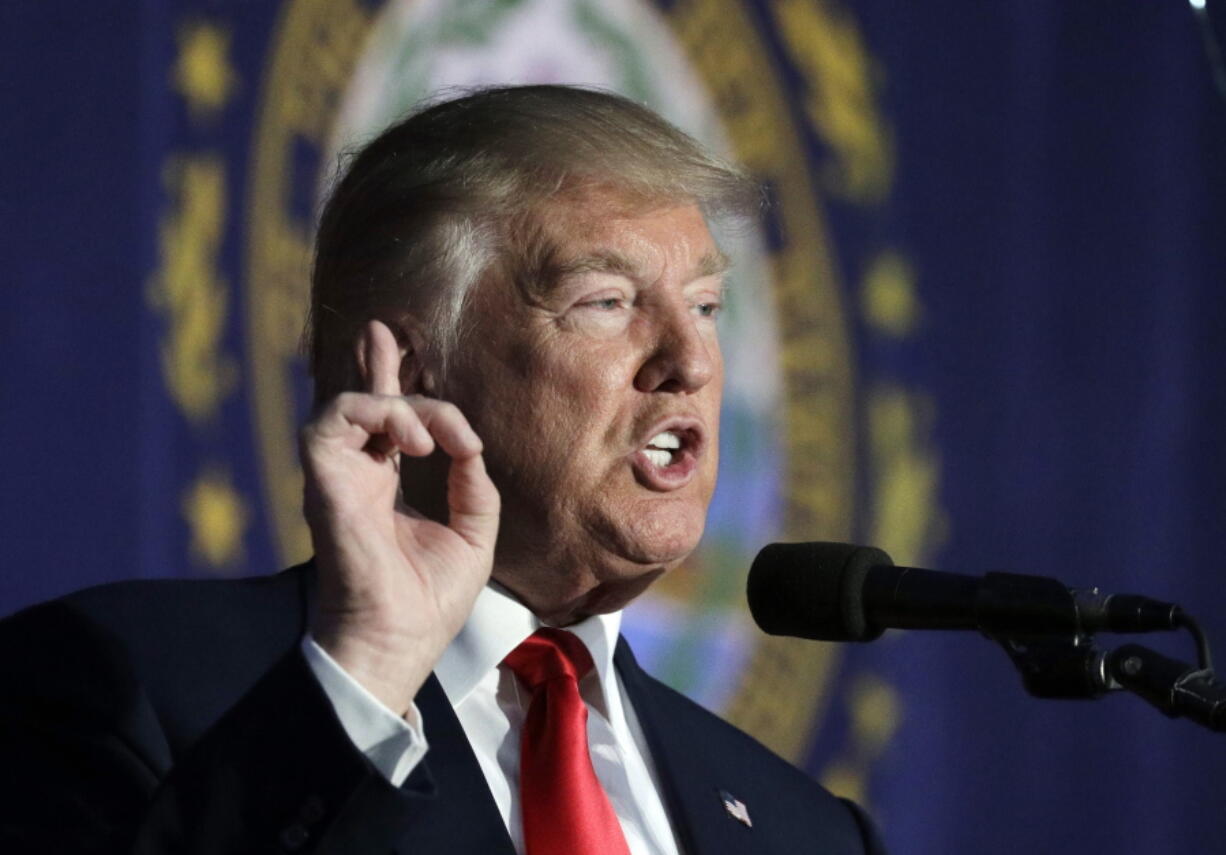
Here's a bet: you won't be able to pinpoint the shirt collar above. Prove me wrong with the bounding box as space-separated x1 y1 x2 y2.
434 581 622 709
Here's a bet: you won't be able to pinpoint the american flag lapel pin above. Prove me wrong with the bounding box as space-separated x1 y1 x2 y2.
719 789 752 827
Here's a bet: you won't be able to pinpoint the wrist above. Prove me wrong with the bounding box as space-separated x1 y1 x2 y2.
311 623 439 715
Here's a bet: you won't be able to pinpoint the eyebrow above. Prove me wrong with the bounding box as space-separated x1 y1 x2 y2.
696 248 732 279
548 247 732 285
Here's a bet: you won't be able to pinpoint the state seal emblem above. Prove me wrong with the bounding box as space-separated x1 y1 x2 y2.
245 0 860 762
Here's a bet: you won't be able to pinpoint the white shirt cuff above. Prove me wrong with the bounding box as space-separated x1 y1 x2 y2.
300 635 428 786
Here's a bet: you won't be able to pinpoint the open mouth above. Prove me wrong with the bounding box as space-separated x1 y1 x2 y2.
642 430 683 467
631 423 704 490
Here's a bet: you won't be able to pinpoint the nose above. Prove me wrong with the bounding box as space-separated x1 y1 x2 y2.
633 302 719 394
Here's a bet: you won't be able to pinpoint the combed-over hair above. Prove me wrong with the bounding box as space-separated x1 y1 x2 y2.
305 84 761 404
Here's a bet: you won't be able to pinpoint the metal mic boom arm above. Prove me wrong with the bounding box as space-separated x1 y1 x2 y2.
1107 644 1226 733
989 634 1226 732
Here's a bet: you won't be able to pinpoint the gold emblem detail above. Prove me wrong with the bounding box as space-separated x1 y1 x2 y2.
182 466 249 570
771 0 895 203
819 673 903 809
867 387 946 565
862 250 920 339
173 22 239 121
148 156 237 425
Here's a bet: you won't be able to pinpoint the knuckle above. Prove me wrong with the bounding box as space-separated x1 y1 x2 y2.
391 396 417 420
299 417 330 449
403 393 438 415
319 392 358 421
434 400 463 421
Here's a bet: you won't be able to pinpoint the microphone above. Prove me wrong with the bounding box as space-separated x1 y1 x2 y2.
747 542 1184 642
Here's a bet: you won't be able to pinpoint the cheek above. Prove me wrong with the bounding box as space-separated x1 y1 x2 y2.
529 338 635 406
535 358 628 457
453 324 642 459
468 358 619 469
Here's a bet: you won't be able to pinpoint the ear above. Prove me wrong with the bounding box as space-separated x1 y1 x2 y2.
394 318 439 397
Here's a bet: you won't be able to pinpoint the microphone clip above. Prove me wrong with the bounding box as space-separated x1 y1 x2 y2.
994 633 1117 700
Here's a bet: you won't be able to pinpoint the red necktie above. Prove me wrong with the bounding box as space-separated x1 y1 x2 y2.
503 628 633 855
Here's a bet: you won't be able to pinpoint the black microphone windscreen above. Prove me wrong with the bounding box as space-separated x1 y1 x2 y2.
747 542 894 641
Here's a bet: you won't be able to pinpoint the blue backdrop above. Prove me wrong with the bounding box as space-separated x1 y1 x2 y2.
2 1 1224 853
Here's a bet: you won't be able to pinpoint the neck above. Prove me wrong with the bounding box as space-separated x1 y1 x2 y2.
491 565 664 626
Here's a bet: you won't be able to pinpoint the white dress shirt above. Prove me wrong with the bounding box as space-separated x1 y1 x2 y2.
303 584 681 855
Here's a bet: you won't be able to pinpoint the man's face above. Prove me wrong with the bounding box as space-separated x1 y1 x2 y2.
442 190 726 620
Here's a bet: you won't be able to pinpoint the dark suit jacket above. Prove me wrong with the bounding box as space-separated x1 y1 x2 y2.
0 564 885 854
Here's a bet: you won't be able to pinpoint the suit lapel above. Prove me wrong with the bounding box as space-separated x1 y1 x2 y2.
614 639 756 855
391 674 517 854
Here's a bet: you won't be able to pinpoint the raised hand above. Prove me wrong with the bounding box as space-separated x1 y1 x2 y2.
300 320 500 716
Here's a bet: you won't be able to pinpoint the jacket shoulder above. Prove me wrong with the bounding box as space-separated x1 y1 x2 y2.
0 566 312 749
58 565 311 645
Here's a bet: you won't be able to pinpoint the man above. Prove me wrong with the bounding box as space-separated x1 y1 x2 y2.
0 85 884 854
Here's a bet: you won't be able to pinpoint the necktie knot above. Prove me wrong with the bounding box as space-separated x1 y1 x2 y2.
503 627 595 691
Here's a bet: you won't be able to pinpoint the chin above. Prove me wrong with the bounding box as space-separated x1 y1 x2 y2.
494 499 707 625
593 498 708 569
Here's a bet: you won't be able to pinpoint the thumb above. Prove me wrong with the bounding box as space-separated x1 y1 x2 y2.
446 452 501 553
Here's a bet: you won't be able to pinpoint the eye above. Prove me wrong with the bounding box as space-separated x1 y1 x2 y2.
562 291 635 336
689 279 727 320
586 297 625 310
577 293 630 312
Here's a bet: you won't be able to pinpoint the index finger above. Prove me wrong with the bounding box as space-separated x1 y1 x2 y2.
362 320 403 397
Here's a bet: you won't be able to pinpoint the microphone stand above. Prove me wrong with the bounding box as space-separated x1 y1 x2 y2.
989 630 1226 732
1106 644 1226 732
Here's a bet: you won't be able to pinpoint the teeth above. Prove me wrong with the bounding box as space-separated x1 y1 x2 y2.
643 449 673 467
647 431 682 450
